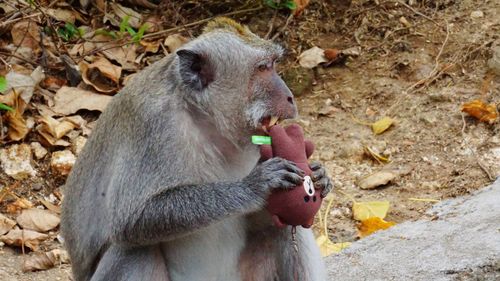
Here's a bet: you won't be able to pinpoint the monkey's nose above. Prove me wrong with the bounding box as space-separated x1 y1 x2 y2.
287 96 294 105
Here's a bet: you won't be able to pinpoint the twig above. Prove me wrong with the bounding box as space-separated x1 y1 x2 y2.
142 4 264 40
265 9 278 40
404 20 449 93
477 159 495 181
0 51 38 66
395 0 443 27
271 13 294 41
0 12 42 28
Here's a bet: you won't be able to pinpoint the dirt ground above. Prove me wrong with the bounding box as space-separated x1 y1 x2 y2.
0 0 499 280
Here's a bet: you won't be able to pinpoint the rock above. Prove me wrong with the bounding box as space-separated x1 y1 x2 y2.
0 214 16 235
50 150 76 176
470 10 484 19
30 142 48 159
487 46 500 76
358 171 396 189
325 179 500 280
282 67 314 97
0 144 36 180
31 182 44 192
71 136 87 156
16 208 60 232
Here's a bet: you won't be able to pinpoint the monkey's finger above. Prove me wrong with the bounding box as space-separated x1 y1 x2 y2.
282 160 305 176
312 167 326 182
320 180 333 198
282 172 304 186
310 161 322 171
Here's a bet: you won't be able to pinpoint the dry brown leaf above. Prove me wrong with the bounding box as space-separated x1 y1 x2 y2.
107 3 143 29
298 46 327 69
0 213 16 235
358 217 396 238
40 199 61 214
0 229 49 251
164 34 189 53
22 249 70 272
40 8 76 23
38 115 76 140
80 57 122 93
40 76 67 91
11 21 41 53
0 89 29 141
16 208 60 232
140 40 160 54
358 170 396 190
462 100 498 124
51 86 113 115
5 198 34 214
293 0 311 16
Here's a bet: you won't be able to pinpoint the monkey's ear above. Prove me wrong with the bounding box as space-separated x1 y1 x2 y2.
177 49 214 91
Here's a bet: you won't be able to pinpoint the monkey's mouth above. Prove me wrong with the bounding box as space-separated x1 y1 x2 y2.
260 116 280 133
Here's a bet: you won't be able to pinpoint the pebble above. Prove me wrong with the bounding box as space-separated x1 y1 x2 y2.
0 144 36 180
470 10 484 19
30 142 48 159
50 150 76 176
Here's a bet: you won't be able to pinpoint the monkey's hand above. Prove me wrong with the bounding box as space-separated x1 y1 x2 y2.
245 157 305 201
310 162 333 198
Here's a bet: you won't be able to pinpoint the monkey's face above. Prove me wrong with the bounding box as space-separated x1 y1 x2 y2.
245 57 298 133
175 30 297 139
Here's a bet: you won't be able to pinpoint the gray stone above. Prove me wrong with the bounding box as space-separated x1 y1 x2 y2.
325 179 500 280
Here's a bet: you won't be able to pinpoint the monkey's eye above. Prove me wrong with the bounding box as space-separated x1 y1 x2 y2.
257 61 273 72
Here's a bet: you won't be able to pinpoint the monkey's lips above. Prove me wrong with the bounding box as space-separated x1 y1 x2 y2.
260 116 280 133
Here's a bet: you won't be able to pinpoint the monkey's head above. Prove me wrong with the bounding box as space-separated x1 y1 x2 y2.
174 18 297 144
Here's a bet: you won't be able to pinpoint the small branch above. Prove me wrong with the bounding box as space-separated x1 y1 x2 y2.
271 13 294 41
142 4 264 40
264 9 278 40
396 0 443 27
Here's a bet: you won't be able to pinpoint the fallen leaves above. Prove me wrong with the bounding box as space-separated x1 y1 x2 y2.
16 209 60 232
51 86 113 115
22 249 70 272
298 46 360 68
0 229 49 251
358 171 397 190
0 213 16 235
462 100 498 124
80 57 122 93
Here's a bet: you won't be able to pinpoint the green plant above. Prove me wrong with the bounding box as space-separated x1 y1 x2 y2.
57 22 84 41
264 0 297 10
0 76 13 111
96 16 149 43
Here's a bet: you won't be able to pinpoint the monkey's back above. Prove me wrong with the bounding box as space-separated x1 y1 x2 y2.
61 55 180 281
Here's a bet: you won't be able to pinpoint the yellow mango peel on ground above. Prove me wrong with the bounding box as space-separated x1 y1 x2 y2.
372 116 394 134
316 234 351 257
352 201 390 221
358 217 396 238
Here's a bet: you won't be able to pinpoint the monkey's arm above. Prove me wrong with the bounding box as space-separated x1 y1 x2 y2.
109 157 304 246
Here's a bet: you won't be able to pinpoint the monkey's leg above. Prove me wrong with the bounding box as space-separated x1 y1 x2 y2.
276 228 326 281
90 245 169 281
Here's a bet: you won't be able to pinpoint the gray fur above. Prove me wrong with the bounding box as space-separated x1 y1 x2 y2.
61 22 330 281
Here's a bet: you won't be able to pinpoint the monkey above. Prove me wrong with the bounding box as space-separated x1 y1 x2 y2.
61 18 333 281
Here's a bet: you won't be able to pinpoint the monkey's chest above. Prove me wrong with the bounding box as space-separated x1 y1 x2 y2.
162 217 246 281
